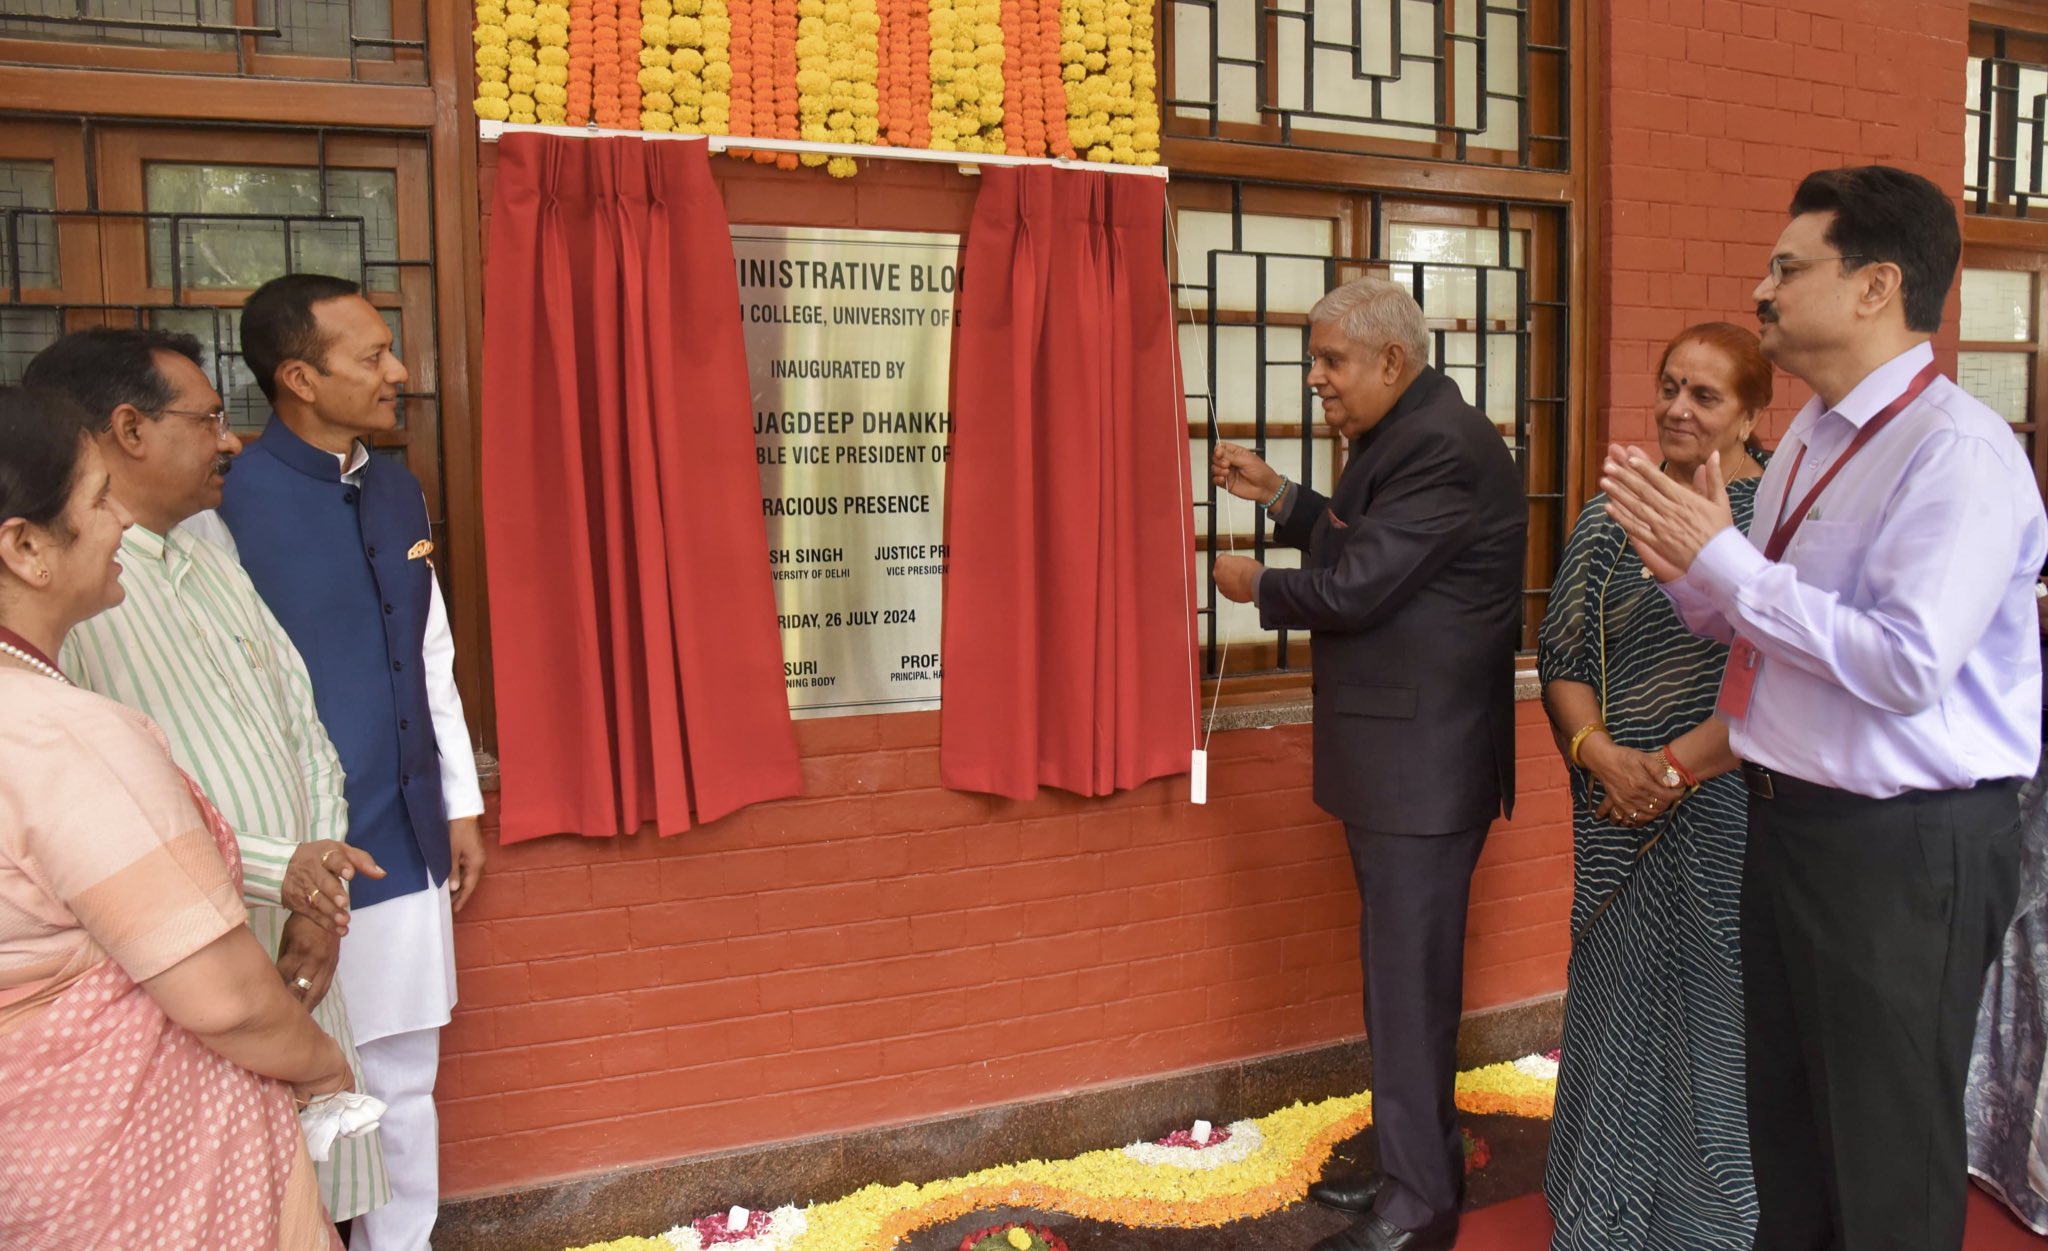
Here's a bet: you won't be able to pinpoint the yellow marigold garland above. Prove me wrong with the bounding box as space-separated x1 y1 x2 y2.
535 0 572 123
668 0 705 130
701 0 734 134
472 0 512 120
1127 0 1158 161
504 0 540 122
639 0 676 131
793 0 830 164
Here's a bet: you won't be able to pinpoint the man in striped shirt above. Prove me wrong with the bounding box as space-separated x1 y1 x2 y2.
26 327 393 1228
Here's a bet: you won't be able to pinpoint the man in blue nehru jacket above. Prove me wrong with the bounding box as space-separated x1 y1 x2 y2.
221 273 488 1251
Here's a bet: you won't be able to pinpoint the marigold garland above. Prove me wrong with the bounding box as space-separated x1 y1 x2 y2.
668 0 705 130
535 0 572 122
726 0 754 142
503 0 540 122
473 0 1159 168
702 0 734 134
473 0 512 120
558 1055 1557 1250
772 0 800 165
565 0 594 121
999 0 1025 154
590 0 623 124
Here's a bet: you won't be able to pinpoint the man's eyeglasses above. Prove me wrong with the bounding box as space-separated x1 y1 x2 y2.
1765 253 1869 285
156 407 232 439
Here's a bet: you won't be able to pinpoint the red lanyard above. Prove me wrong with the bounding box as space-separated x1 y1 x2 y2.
1763 359 1941 562
0 624 61 673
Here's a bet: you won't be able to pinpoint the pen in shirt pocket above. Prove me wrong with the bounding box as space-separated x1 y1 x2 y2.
233 635 263 670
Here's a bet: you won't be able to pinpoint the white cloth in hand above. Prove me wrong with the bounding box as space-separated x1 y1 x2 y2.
298 1091 387 1163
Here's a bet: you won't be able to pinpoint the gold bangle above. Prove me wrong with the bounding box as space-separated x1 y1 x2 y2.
1567 723 1605 767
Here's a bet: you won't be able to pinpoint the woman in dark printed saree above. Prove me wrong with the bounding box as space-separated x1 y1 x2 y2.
1537 323 1770 1250
1965 553 2048 1233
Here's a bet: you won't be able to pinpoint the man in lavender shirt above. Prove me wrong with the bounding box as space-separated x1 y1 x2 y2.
1602 165 2047 1251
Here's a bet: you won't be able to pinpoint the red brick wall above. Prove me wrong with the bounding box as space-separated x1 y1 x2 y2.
444 152 1574 1196
439 704 1572 1196
1599 0 1969 452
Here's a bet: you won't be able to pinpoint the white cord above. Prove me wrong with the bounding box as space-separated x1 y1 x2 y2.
1160 195 1254 754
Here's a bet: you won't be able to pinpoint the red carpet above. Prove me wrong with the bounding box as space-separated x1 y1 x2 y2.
1448 1187 2045 1249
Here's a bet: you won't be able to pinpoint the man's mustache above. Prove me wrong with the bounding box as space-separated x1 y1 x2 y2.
213 455 235 477
1756 301 1778 323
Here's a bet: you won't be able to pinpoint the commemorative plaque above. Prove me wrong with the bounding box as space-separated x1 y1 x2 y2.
734 225 961 718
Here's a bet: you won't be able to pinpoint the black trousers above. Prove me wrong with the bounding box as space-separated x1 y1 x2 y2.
1344 821 1490 1235
1742 770 2022 1251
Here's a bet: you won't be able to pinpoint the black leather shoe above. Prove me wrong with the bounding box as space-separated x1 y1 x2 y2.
1308 1169 1465 1215
1307 1171 1387 1213
1310 1211 1457 1251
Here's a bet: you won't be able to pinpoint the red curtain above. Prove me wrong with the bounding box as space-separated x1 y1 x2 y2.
481 134 801 843
941 166 1197 799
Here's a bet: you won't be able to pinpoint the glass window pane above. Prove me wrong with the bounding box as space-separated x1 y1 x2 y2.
0 161 60 290
1960 269 2032 342
0 309 64 385
0 0 231 51
1959 351 2031 424
0 0 391 58
145 163 398 292
260 0 393 60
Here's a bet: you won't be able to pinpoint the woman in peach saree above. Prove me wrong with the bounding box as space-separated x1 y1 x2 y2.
0 386 351 1250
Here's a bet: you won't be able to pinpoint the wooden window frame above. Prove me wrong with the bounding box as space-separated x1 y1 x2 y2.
0 0 489 742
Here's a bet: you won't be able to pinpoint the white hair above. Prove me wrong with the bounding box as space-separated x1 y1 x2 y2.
1309 276 1430 367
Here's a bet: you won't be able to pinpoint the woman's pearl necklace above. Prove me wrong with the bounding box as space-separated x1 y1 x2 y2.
0 640 68 684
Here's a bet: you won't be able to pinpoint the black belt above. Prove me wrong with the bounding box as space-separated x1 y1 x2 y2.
1742 761 2021 804
1740 761 1829 801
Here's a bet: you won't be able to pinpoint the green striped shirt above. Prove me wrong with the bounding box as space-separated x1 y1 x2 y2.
61 520 391 1220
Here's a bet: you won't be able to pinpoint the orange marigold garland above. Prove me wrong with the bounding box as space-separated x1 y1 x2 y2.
591 0 622 124
565 0 594 121
726 0 753 142
770 0 801 166
618 0 643 125
872 0 897 144
904 0 930 145
1035 0 1073 156
999 0 1026 154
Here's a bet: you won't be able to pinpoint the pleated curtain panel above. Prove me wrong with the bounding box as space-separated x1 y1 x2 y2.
480 134 803 842
940 166 1199 800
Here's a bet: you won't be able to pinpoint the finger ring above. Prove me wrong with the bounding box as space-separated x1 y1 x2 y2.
1629 810 1639 820
292 976 313 991
309 887 323 906
320 849 337 870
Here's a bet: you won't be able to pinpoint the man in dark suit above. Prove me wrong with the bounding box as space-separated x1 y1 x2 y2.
1212 276 1525 1251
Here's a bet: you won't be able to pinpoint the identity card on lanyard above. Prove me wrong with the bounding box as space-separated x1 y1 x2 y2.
1717 359 1942 719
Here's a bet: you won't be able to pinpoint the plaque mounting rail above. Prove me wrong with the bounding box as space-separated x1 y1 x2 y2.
476 119 1172 179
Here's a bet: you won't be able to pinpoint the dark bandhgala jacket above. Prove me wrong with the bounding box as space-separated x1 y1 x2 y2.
219 415 450 908
1259 365 1526 836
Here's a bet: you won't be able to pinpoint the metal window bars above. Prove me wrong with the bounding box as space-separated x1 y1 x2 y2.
1968 21 2048 218
1165 0 1569 170
1178 188 1566 675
